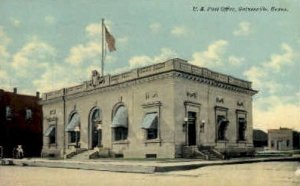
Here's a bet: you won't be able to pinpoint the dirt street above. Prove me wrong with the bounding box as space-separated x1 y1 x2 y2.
0 162 299 186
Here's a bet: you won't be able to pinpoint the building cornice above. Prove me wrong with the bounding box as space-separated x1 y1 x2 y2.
41 58 258 104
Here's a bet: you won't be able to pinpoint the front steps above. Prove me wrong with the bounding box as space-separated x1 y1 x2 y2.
66 148 88 159
68 147 112 160
199 146 225 160
182 146 224 160
69 149 95 160
182 146 207 159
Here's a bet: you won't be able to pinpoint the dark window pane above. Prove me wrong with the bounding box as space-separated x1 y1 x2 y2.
147 128 157 140
114 127 128 141
49 128 56 144
69 131 80 143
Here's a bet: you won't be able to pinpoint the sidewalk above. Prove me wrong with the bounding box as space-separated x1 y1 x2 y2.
1 155 300 173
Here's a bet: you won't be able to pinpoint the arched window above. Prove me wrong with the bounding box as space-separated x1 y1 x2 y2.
92 109 101 123
89 108 102 149
111 105 128 141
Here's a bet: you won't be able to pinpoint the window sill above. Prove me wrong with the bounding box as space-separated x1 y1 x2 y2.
216 140 229 143
68 143 77 146
48 143 57 148
144 139 161 144
113 140 129 145
237 140 247 143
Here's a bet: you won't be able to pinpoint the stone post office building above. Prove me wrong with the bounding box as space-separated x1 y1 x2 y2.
41 58 257 159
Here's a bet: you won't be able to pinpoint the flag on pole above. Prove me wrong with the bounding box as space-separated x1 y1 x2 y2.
104 25 116 52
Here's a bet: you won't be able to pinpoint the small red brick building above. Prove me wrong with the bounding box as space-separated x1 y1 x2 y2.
0 88 42 158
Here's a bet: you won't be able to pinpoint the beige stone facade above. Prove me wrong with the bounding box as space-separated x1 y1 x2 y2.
41 58 257 159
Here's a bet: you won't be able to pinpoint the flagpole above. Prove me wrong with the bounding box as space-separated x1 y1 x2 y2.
101 18 104 76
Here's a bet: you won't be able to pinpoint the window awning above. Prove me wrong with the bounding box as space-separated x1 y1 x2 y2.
141 113 158 129
239 118 247 124
45 126 55 137
111 106 128 128
65 114 80 131
218 118 229 125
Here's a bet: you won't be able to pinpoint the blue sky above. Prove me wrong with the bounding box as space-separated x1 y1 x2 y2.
0 0 299 131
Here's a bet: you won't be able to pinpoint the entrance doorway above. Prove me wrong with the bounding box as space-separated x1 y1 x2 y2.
276 140 282 150
187 112 196 146
89 108 102 149
92 128 101 149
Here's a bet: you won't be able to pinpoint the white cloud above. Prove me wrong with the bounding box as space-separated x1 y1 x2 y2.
34 53 105 93
190 40 228 68
149 22 161 33
1 23 112 95
265 81 282 94
66 21 120 67
10 18 21 27
0 45 10 62
65 41 101 66
32 64 80 93
129 56 152 68
171 26 188 37
243 43 300 131
0 27 12 90
263 43 294 72
117 36 128 45
254 95 300 131
129 48 177 68
228 56 244 66
11 38 55 78
243 43 298 93
233 21 252 36
86 23 102 37
0 26 11 46
85 21 113 38
0 68 10 89
0 37 62 94
243 66 266 89
45 16 56 25
0 68 8 78
297 92 300 100
61 21 118 87
153 48 177 63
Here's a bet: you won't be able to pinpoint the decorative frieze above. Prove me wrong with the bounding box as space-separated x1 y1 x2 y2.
237 101 244 107
216 96 224 104
47 116 58 123
146 91 158 100
50 109 56 115
142 101 162 108
186 91 197 99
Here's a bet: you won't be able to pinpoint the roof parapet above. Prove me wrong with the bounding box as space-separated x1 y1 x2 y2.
42 58 255 101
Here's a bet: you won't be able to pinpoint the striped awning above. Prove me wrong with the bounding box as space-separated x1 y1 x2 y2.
239 118 247 123
44 126 55 137
218 118 229 125
65 114 80 131
141 113 158 129
111 106 128 128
